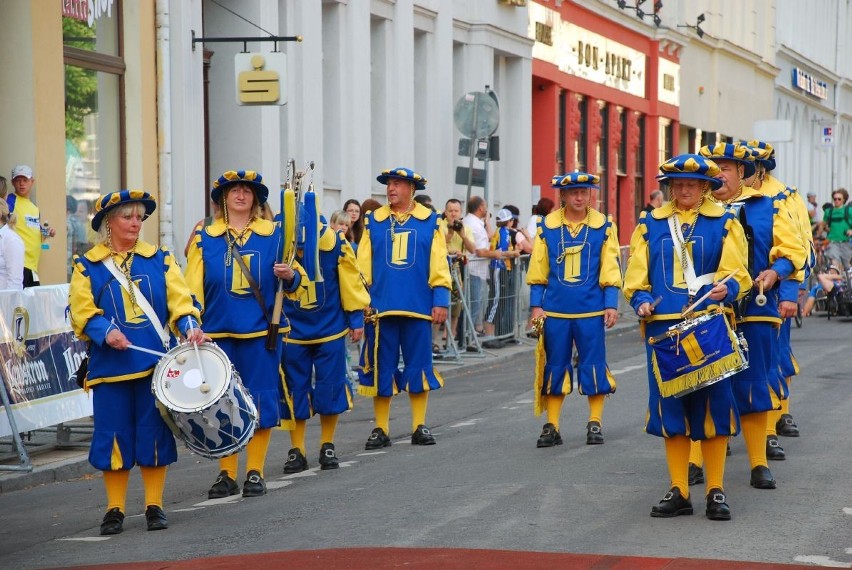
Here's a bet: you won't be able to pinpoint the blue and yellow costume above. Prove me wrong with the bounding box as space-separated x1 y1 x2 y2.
700 143 807 490
281 220 370 471
357 167 451 448
624 155 751 520
526 172 622 447
185 170 306 498
69 190 201 534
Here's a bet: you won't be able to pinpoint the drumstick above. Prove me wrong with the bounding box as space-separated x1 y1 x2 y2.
127 344 169 358
187 321 211 394
681 269 740 317
755 280 767 307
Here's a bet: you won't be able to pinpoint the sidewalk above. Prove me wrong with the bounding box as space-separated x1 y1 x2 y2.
0 316 640 495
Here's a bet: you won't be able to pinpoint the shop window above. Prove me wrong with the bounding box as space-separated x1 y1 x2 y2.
557 90 566 171
575 95 586 173
598 103 608 214
634 114 645 222
617 108 627 175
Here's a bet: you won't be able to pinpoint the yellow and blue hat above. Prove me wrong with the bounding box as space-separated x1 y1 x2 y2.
698 142 756 179
91 190 156 231
551 172 600 190
376 167 427 191
742 139 776 172
656 154 723 190
211 170 269 205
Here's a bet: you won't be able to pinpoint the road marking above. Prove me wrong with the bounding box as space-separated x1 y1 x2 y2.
793 555 851 568
609 364 646 374
843 507 852 515
58 537 110 542
267 480 294 490
450 419 480 427
172 507 204 513
284 469 319 478
338 461 358 468
356 451 389 457
516 398 534 404
194 495 242 507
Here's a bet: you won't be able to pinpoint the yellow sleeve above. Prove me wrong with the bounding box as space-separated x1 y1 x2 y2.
771 197 807 279
356 218 373 288
599 219 623 289
526 232 550 286
183 230 205 312
338 238 371 312
163 248 202 330
68 256 101 342
622 223 651 302
717 216 752 299
429 224 452 290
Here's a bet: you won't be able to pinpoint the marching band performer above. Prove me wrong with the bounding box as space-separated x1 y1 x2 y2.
526 172 622 448
185 170 306 499
699 143 807 490
623 155 751 521
69 190 206 534
281 216 370 472
357 167 452 449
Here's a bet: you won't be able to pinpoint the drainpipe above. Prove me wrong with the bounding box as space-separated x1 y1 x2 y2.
155 0 176 254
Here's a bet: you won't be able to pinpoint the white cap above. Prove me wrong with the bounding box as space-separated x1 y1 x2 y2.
495 208 513 223
10 165 33 180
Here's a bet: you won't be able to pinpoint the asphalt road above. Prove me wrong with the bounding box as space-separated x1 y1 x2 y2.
2 316 851 569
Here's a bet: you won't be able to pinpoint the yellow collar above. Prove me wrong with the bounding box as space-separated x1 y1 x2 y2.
543 208 607 230
371 202 432 223
204 217 276 237
652 198 725 220
85 241 158 262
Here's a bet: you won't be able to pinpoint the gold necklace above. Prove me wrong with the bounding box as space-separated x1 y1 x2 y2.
223 203 254 266
556 207 591 264
673 197 703 298
111 241 138 307
389 200 415 243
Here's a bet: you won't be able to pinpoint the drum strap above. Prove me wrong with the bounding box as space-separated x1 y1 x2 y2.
667 216 714 296
104 258 171 349
229 243 271 325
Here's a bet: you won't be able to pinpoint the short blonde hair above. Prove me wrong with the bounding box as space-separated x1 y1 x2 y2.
0 199 9 224
329 210 349 228
96 202 148 245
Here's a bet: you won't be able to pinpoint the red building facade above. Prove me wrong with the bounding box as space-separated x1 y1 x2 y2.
529 1 680 242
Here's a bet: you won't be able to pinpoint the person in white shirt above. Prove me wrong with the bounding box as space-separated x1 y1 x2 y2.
0 200 24 290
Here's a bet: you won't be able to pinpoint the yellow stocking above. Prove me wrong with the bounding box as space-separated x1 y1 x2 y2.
587 394 605 424
140 466 168 508
218 454 239 480
409 392 429 432
103 469 130 512
246 428 272 478
319 414 339 445
701 436 728 493
291 419 307 454
546 395 565 430
741 412 769 469
663 435 691 498
688 439 703 467
374 396 392 435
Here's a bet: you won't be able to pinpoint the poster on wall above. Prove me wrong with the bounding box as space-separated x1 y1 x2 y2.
0 285 91 437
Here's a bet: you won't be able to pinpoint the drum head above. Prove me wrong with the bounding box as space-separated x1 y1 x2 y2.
153 344 231 413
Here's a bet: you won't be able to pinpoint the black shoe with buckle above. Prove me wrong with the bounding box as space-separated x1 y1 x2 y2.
145 505 168 531
242 470 267 497
586 421 604 445
411 424 436 445
319 442 340 470
365 427 392 450
536 423 563 448
650 487 693 518
776 414 800 437
283 447 309 473
750 465 777 489
99 507 124 536
766 435 786 461
705 488 731 521
208 470 239 499
688 462 705 486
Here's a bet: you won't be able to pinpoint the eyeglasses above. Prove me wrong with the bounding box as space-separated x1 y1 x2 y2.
834 197 844 202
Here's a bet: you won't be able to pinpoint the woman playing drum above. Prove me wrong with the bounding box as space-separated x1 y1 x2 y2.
185 170 305 500
623 155 751 521
69 190 207 535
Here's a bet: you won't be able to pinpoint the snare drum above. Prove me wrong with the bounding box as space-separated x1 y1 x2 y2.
649 310 748 398
152 343 258 459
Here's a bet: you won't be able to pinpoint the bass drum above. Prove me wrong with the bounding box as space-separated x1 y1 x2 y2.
152 343 257 459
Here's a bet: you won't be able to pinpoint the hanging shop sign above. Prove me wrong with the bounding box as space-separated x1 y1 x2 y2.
234 53 288 106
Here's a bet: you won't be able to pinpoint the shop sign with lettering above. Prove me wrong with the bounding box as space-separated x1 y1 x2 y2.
791 68 828 100
658 57 680 107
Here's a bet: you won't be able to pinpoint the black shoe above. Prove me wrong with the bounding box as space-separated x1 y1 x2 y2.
536 423 563 448
726 441 732 456
411 424 436 445
145 505 168 531
365 427 392 450
750 465 777 489
242 470 267 497
650 487 693 518
688 462 705 486
283 448 309 473
586 421 604 445
208 470 239 499
99 507 124 536
319 442 340 470
766 435 786 461
705 488 731 521
776 414 800 437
